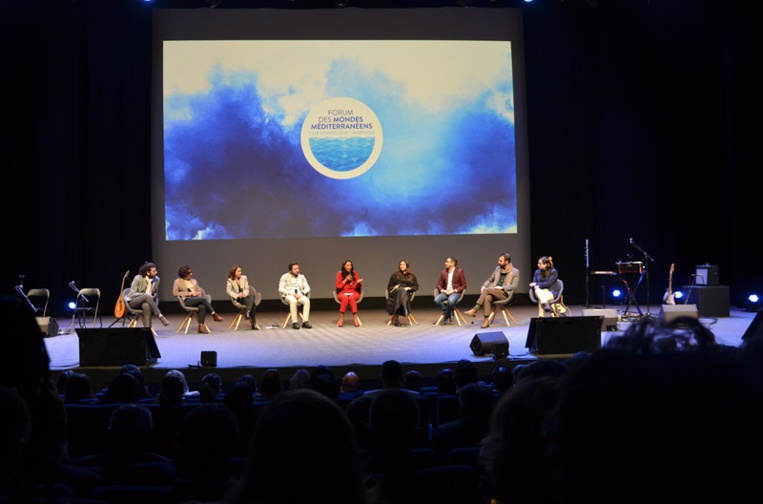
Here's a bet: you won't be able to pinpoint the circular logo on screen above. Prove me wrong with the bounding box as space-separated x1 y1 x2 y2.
300 97 383 180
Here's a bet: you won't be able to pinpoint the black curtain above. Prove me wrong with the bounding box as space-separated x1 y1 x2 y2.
6 0 759 316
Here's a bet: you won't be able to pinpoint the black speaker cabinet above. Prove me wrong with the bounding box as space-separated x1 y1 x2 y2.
659 304 699 323
582 308 619 332
200 351 218 367
470 331 509 358
36 316 59 338
76 328 161 366
525 316 602 357
682 286 729 317
742 309 763 341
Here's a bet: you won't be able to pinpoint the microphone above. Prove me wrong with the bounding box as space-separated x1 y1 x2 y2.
70 281 88 302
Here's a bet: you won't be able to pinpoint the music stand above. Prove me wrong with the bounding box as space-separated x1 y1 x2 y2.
617 261 645 317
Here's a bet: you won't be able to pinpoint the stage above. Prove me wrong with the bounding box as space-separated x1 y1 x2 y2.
43 304 756 390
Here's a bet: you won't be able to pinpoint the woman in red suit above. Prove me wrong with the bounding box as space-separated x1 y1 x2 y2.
335 260 363 327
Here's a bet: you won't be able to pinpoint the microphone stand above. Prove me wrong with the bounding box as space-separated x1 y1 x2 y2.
629 239 654 317
585 239 590 308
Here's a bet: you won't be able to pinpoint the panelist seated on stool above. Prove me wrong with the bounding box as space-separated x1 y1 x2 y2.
278 262 312 330
464 252 519 328
529 256 563 317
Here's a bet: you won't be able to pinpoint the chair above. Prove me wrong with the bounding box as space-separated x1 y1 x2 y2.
26 288 50 317
529 279 568 317
177 289 211 334
280 291 310 328
385 288 417 325
433 288 467 326
332 289 364 326
73 288 101 328
487 289 518 327
230 289 262 330
121 288 158 336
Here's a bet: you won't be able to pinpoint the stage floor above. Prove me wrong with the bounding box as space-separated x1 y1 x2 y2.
44 304 756 389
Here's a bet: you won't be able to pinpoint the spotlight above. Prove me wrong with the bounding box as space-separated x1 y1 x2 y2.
67 301 77 310
674 291 684 301
747 294 761 312
335 0 347 6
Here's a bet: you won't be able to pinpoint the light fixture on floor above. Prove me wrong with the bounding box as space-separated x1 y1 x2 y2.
746 294 761 312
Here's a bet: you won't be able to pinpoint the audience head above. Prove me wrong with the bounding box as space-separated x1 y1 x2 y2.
436 367 457 395
288 368 310 390
64 372 94 403
515 359 568 383
454 359 479 390
457 382 495 420
157 370 188 406
236 374 258 393
120 364 149 397
258 368 283 400
101 372 143 404
340 371 361 394
403 369 424 392
107 403 154 453
368 388 420 458
491 365 515 395
55 369 76 396
227 388 367 504
199 372 223 403
309 365 339 398
379 360 404 389
546 317 763 503
174 402 239 485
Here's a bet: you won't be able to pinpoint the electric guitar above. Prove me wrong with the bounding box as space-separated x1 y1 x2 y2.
114 270 130 318
663 263 675 305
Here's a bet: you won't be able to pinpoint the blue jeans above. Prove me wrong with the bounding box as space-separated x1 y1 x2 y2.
434 292 461 317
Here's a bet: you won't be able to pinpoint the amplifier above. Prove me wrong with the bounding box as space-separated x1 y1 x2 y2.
695 265 719 286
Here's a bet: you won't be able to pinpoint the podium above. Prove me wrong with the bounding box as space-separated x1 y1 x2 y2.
682 285 729 317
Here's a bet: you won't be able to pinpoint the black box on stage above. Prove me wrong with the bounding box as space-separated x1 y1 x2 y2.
36 316 59 338
470 332 509 358
76 328 161 366
525 316 602 357
682 286 729 317
582 309 619 332
201 351 218 367
695 265 719 286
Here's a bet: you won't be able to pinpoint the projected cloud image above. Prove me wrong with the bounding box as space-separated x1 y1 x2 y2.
163 40 517 240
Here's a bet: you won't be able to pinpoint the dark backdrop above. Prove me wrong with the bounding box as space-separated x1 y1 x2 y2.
6 0 759 317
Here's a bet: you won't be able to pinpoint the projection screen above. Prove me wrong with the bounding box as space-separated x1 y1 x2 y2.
152 7 530 302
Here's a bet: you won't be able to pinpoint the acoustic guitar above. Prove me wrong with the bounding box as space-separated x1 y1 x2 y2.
663 263 676 305
114 270 130 318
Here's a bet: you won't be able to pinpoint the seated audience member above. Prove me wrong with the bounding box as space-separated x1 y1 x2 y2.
404 369 425 392
120 364 150 398
100 372 143 404
340 371 362 395
309 365 340 398
547 317 763 503
345 394 375 453
222 380 257 456
256 368 283 401
156 370 189 406
56 369 76 397
490 365 515 396
174 402 240 503
436 367 457 395
226 388 369 504
453 359 480 391
432 383 495 462
64 372 96 404
288 368 311 390
364 360 420 397
199 372 223 403
480 375 562 504
71 403 176 486
514 359 568 383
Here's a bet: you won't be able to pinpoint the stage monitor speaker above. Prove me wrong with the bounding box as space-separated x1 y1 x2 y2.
470 331 509 358
76 327 161 366
659 304 698 323
200 351 218 367
36 316 59 338
742 309 763 341
525 316 602 357
582 309 619 332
